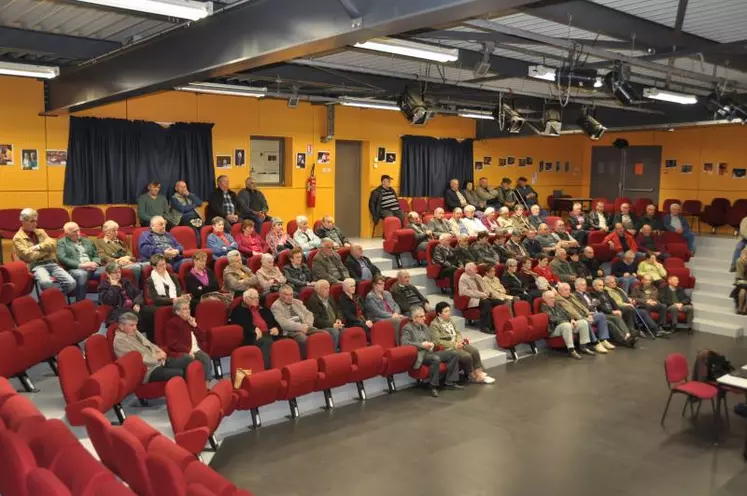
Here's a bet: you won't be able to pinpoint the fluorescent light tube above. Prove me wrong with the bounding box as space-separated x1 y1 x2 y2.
339 98 400 111
75 0 212 21
528 65 556 82
355 38 459 63
458 111 494 120
175 83 266 98
643 88 697 105
0 61 59 79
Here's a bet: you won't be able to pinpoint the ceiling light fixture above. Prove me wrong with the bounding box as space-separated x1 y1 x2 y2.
543 105 562 136
604 69 639 105
528 65 556 82
398 86 432 125
355 38 459 63
493 104 525 133
339 98 400 111
705 92 747 122
458 110 494 120
576 110 606 140
175 82 266 98
643 88 698 105
0 61 59 79
75 0 212 20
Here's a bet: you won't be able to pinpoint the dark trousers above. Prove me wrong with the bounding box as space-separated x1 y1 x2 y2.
438 266 457 286
149 355 193 383
381 209 406 226
455 344 483 376
422 350 459 387
479 298 506 330
634 307 659 333
639 302 667 325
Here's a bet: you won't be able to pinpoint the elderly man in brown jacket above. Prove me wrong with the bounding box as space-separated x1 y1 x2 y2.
270 284 324 356
458 262 509 334
311 238 349 283
555 282 611 354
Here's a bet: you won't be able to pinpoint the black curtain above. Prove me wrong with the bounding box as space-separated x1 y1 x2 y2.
64 116 215 205
400 136 474 197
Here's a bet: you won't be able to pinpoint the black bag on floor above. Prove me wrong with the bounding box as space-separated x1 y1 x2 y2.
692 349 734 382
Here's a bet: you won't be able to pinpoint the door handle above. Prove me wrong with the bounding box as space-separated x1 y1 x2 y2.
623 188 654 192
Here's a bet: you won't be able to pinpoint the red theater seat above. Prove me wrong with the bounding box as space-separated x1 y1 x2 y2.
106 206 137 235
370 321 418 392
37 208 70 238
195 300 243 379
270 340 318 419
184 361 236 419
425 240 451 291
427 197 444 213
411 197 428 216
1 319 49 392
132 227 151 261
105 325 166 405
306 332 352 409
340 326 384 400
231 346 281 429
701 198 730 233
170 227 203 258
0 262 33 299
382 217 416 268
72 207 105 236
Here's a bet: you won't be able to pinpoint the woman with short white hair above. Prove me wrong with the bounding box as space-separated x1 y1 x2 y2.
481 207 500 233
222 249 259 297
293 215 321 254
461 205 488 235
338 277 373 332
256 252 287 295
496 206 514 235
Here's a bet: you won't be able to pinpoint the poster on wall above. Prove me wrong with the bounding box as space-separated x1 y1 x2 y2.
296 152 306 169
518 158 526 167
0 144 13 165
703 163 713 175
531 172 538 184
526 157 533 166
483 156 492 166
538 161 544 172
545 161 553 171
718 163 728 176
664 159 677 169
317 151 331 164
564 161 570 173
385 152 397 163
234 149 245 166
555 161 561 173
216 155 231 169
499 157 507 167
732 168 746 179
46 150 67 166
376 147 386 162
475 161 483 171
680 164 693 174
21 149 38 170
507 156 515 166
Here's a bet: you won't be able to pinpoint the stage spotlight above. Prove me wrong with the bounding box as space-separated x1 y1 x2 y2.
543 106 562 136
492 104 525 133
397 86 431 125
604 70 639 105
705 92 747 122
576 110 606 140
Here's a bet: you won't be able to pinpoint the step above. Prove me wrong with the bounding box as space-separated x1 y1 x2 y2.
479 348 509 371
691 278 735 293
689 266 731 279
690 303 747 327
694 236 740 248
693 247 735 259
461 328 499 352
692 317 744 338
370 257 395 272
691 290 736 307
687 257 731 271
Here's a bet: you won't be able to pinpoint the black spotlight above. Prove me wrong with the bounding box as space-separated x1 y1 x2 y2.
705 92 747 122
397 86 430 125
604 69 639 105
493 104 525 133
576 110 606 140
543 105 562 136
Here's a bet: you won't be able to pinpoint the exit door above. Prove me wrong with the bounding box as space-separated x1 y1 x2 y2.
590 146 662 204
334 140 362 237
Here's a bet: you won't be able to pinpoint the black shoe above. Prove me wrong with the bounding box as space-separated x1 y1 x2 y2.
655 330 671 338
445 382 464 390
480 327 494 334
430 388 439 397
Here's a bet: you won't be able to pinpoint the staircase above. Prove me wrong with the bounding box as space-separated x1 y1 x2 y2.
688 236 746 338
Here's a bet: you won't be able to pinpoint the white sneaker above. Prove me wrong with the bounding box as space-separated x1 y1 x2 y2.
480 375 496 384
602 340 616 350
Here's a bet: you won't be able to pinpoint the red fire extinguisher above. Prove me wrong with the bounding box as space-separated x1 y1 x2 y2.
306 164 317 208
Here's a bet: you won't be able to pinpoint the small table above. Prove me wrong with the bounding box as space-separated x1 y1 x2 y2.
717 368 747 458
566 197 594 211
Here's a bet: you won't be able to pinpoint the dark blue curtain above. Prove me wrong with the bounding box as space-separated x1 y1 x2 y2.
400 135 473 197
64 116 215 205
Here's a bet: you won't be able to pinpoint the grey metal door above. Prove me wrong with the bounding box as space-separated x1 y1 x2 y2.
334 140 362 237
590 146 662 204
590 146 622 201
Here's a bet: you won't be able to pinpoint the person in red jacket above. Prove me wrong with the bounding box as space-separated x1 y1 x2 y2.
603 223 646 259
532 254 558 285
164 298 212 381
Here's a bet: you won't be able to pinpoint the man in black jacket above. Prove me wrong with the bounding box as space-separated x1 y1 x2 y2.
444 178 469 212
432 234 457 283
580 246 605 279
522 229 543 258
613 202 640 236
390 270 430 315
659 275 694 331
315 216 350 249
206 175 240 226
229 288 281 367
345 244 381 281
588 201 610 232
368 175 404 227
236 176 271 227
304 280 343 350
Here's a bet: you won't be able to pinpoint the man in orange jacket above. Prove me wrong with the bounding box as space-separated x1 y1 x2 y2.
603 223 646 260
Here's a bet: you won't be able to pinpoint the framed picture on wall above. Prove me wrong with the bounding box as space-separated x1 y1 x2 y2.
507 156 515 165
475 161 483 171
564 161 570 173
732 168 745 179
296 152 306 169
525 157 533 166
317 151 331 164
46 150 67 166
483 156 492 165
665 159 677 169
499 157 507 167
538 160 544 171
518 158 526 167
377 147 386 162
385 152 397 163
21 149 38 170
216 155 232 169
681 164 693 174
718 163 728 176
545 160 553 171
703 163 713 175
234 149 245 166
554 161 561 172
0 144 13 165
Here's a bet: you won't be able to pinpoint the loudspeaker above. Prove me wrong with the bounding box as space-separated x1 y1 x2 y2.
613 138 629 149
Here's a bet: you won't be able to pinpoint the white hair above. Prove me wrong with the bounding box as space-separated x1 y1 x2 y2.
296 215 308 224
439 233 451 241
452 207 463 215
499 207 509 215
484 207 495 216
574 278 586 289
342 278 356 291
63 222 78 234
20 208 38 221
434 207 444 215
261 253 274 264
103 220 118 230
464 205 476 213
173 298 190 313
150 215 165 227
314 279 330 290
227 250 242 262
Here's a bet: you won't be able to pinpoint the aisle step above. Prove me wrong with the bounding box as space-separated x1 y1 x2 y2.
689 303 747 327
692 317 744 338
690 290 735 307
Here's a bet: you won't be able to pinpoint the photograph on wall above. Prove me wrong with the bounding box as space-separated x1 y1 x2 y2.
296 152 306 169
680 164 693 174
564 161 570 173
732 168 746 179
377 147 386 162
46 150 67 166
21 149 38 170
385 152 397 163
317 151 331 164
216 155 232 169
475 161 483 171
499 157 507 167
518 158 526 167
665 159 677 169
507 156 515 166
555 161 561 172
718 162 728 176
0 144 13 165
546 160 553 171
526 156 533 166
483 156 492 165
703 162 713 175
234 149 245 167
538 161 544 172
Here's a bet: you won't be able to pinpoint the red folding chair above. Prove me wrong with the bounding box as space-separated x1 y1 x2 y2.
660 353 718 429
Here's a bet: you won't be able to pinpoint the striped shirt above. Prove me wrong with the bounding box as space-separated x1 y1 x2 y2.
380 188 399 211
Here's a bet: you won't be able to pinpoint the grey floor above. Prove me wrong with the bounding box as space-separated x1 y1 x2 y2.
211 333 747 496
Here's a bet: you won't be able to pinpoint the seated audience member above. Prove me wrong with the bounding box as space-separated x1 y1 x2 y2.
470 231 499 265
454 235 477 268
408 211 434 252
429 302 495 383
481 207 501 234
113 312 190 383
98 263 146 326
581 246 605 279
237 176 271 226
459 262 508 334
496 177 517 210
96 220 147 283
433 233 458 284
427 207 451 237
604 276 661 335
604 223 645 260
613 203 640 236
271 284 324 355
589 201 610 232
522 229 543 258
206 175 240 226
536 223 560 255
137 181 173 228
733 247 747 314
401 307 461 397
496 207 514 234
631 274 669 331
476 177 500 206
636 224 668 260
315 215 350 248
640 204 664 233
339 278 374 332
555 282 610 354
304 279 343 349
483 264 513 306
551 220 579 250
390 270 431 316
170 180 204 234
541 290 591 360
293 215 321 254
527 204 545 230
445 178 469 211
447 207 468 236
164 299 212 381
312 238 350 283
501 258 532 301
266 218 298 257
663 203 696 254
518 258 541 301
138 216 186 271
256 253 287 295
514 176 538 209
464 180 487 211
365 275 403 324
574 278 629 347
659 275 694 331
569 250 593 284
549 247 576 284
504 231 529 259
184 251 229 307
57 221 105 301
533 254 558 285
462 205 488 235
222 249 259 297
588 279 637 345
491 235 512 263
146 254 188 306
568 203 589 245
206 216 239 259
511 205 531 234
637 252 667 285
283 247 314 294
611 250 640 293
731 217 747 272
345 244 380 281
368 174 404 226
235 219 269 256
230 288 281 367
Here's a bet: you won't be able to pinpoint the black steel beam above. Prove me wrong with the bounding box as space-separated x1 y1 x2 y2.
412 29 653 50
44 0 539 114
0 26 120 62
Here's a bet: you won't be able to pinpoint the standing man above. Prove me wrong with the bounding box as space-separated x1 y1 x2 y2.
368 175 404 228
57 222 105 301
237 176 271 227
137 181 172 228
170 180 204 234
206 175 240 226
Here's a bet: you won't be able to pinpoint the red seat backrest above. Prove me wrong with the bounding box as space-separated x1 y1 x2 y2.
337 247 350 264
513 300 531 319
260 222 272 240
306 332 335 359
286 220 298 237
84 335 113 374
265 292 280 308
382 217 402 240
0 262 33 298
247 254 262 273
661 199 679 213
105 206 137 228
277 250 292 270
427 197 444 213
0 303 15 330
40 288 68 316
532 297 543 314
132 227 151 260
154 307 174 347
330 284 343 302
214 257 230 289
270 339 301 369
199 226 213 249
0 208 22 234
369 322 395 349
340 326 369 352
178 260 194 290
453 269 468 310
231 346 266 377
71 207 105 229
492 305 512 334
0 430 37 496
544 216 561 229
306 249 319 268
663 257 685 269
357 279 372 298
37 208 70 231
57 346 90 404
170 227 198 251
681 200 703 215
588 230 606 244
11 295 44 325
664 353 689 385
411 198 427 214
195 300 228 330
398 198 411 213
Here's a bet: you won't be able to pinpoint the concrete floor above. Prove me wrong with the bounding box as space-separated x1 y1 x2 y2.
211 332 747 496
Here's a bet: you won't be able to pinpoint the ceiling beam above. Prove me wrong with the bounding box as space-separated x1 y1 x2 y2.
411 29 652 50
44 0 539 114
0 26 120 62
